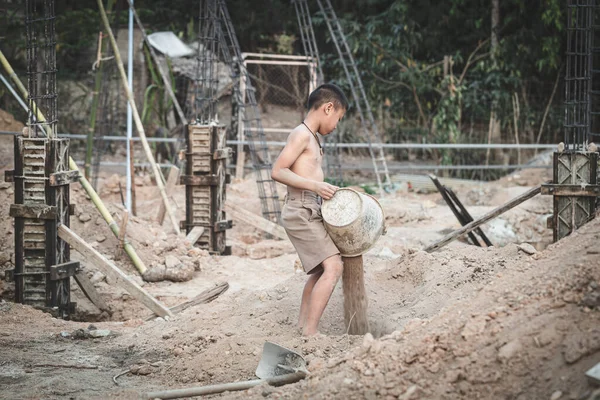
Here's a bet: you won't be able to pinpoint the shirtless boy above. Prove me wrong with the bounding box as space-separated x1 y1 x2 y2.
271 84 348 336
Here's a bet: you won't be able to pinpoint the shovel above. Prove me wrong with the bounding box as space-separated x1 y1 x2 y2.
145 342 307 399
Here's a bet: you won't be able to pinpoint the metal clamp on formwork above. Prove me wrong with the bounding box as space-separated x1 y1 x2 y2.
49 261 80 281
49 170 80 186
543 150 598 242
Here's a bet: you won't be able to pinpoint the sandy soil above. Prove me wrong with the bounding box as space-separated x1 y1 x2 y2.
0 110 599 399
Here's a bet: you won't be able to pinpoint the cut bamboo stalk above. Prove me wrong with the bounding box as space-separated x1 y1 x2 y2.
59 225 172 318
0 49 148 275
157 165 179 224
115 209 129 259
97 0 180 235
126 0 187 126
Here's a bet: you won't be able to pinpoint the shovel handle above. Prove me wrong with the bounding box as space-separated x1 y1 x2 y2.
145 371 306 399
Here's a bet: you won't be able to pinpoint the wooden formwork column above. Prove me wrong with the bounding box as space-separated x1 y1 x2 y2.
542 151 599 242
6 135 78 318
181 124 232 254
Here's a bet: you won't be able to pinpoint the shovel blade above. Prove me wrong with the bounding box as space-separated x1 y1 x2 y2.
255 341 307 379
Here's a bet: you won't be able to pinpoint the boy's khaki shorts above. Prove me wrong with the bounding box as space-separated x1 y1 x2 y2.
281 188 340 274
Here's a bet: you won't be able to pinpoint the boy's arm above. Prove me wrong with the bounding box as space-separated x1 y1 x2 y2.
271 130 337 199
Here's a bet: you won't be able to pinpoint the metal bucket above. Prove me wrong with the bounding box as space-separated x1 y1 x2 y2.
321 188 385 257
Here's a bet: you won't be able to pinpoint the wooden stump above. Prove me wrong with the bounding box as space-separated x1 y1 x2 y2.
342 255 370 335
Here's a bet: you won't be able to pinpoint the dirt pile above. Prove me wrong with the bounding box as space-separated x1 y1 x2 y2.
0 108 24 133
0 156 597 399
234 218 600 400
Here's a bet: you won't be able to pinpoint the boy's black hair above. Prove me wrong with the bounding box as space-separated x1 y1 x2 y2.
307 83 349 111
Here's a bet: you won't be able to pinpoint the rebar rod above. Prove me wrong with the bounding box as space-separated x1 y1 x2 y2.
565 0 594 151
25 0 57 138
195 0 220 123
217 0 281 224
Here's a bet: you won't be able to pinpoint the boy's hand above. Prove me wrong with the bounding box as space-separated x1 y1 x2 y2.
314 182 338 200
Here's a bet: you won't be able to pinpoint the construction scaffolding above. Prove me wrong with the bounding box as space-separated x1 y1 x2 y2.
293 0 343 186
293 0 391 196
218 0 282 224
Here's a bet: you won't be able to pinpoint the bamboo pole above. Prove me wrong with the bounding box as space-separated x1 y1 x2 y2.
126 0 187 126
97 0 180 235
0 48 148 275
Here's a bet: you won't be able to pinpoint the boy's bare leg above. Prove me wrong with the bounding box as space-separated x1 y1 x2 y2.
297 268 323 329
303 255 343 336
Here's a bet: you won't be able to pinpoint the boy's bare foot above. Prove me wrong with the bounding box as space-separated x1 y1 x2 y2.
302 328 325 337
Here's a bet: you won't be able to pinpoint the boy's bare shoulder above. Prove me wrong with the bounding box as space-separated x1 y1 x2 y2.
286 125 311 144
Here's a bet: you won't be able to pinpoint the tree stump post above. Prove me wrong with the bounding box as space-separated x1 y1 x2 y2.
342 255 370 335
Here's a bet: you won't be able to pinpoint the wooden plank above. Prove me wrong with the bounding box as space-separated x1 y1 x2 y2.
10 204 57 220
50 261 80 280
424 185 542 253
180 174 219 186
73 271 109 312
58 225 172 318
186 226 205 246
49 170 79 186
541 183 600 197
225 202 288 240
157 166 180 225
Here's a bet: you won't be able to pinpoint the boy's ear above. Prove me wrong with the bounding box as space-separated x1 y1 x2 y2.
324 101 334 115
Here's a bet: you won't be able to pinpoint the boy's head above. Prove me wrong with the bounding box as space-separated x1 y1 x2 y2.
307 83 348 135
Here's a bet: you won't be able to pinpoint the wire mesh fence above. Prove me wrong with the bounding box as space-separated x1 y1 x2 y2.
243 54 315 122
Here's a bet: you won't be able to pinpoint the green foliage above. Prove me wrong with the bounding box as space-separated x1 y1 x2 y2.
433 76 463 165
359 184 377 195
0 0 569 181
